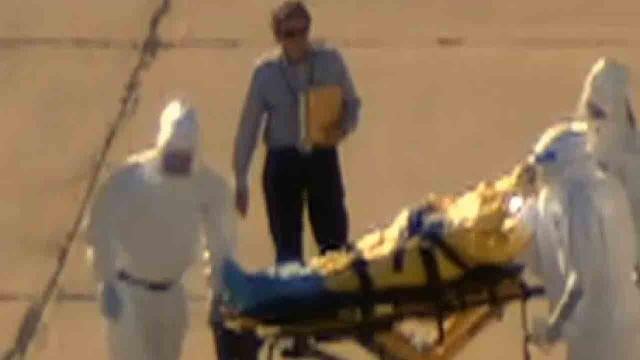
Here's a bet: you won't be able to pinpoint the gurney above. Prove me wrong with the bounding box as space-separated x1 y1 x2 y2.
219 163 544 359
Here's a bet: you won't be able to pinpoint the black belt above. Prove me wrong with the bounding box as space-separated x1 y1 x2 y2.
117 270 174 292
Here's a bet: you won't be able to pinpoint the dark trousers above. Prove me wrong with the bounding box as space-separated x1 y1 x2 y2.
211 322 263 360
263 147 349 264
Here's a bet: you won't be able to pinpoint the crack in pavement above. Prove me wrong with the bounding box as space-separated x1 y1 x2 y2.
1 1 172 359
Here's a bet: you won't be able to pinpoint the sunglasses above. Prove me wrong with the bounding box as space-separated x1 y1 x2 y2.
280 26 309 39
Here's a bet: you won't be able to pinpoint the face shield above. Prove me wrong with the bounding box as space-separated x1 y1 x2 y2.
576 58 631 160
530 122 589 184
154 99 200 175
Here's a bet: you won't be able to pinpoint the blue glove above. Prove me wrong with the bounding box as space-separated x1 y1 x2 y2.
100 281 123 320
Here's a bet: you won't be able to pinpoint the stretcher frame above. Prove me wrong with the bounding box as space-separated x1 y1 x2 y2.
222 265 543 360
221 189 543 359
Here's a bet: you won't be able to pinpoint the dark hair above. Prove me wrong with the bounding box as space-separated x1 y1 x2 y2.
270 1 311 38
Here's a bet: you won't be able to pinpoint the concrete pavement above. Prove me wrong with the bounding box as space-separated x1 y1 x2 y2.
2 1 640 358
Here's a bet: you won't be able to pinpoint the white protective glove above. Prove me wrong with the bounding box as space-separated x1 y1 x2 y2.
529 316 561 350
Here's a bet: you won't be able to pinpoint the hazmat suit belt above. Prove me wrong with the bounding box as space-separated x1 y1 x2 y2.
117 270 175 291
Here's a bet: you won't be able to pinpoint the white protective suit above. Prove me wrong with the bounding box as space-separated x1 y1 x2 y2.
576 57 640 269
86 100 236 360
521 122 640 360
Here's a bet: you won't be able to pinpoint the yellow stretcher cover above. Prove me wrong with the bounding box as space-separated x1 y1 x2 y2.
307 162 536 293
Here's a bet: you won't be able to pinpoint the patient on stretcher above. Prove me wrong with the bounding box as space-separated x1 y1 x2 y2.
220 163 537 322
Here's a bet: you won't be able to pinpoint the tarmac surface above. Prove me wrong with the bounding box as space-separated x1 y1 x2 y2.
2 1 640 358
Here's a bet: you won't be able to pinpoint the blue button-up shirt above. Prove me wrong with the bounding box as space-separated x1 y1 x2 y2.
232 44 361 187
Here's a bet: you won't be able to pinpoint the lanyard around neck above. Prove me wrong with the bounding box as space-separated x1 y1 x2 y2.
278 52 315 102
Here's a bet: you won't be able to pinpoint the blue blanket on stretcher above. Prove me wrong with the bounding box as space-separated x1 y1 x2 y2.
221 259 337 318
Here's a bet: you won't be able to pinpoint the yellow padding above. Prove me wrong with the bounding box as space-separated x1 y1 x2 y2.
308 163 535 293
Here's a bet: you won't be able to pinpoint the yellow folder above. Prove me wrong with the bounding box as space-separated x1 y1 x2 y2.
304 85 344 147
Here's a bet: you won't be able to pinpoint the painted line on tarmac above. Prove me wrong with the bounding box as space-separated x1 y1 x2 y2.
0 292 207 303
0 36 634 50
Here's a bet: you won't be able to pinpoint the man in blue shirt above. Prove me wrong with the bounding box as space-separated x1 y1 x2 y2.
232 0 362 264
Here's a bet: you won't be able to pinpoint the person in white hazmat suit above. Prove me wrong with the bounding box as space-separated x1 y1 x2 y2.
575 57 640 281
520 121 640 359
85 99 236 360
